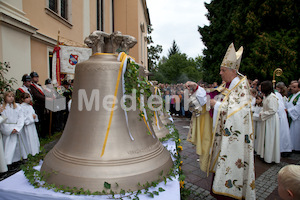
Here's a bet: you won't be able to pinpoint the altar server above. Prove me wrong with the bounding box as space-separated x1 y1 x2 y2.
253 93 263 152
0 108 8 173
258 81 280 163
20 93 40 156
0 91 27 166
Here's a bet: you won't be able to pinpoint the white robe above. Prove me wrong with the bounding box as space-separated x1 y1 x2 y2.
20 103 40 156
286 91 300 150
0 104 27 165
0 132 8 172
252 105 263 152
259 93 280 163
251 96 256 107
275 92 292 153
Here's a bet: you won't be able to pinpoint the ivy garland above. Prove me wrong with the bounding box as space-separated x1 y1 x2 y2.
124 60 154 126
21 124 187 199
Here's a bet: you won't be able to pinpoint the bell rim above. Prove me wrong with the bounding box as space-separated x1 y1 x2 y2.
49 140 167 166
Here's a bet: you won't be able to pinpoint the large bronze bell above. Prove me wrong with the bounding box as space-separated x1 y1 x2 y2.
41 31 173 193
152 114 170 139
148 82 170 139
159 109 172 126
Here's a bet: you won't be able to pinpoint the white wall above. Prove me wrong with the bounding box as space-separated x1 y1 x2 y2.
0 0 29 24
2 0 22 10
0 25 32 89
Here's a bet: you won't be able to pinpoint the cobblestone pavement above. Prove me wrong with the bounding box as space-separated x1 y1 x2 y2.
173 116 300 200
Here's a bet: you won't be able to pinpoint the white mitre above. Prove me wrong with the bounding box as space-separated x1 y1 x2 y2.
220 43 244 71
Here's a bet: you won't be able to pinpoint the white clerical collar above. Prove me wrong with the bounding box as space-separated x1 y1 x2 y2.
228 76 240 90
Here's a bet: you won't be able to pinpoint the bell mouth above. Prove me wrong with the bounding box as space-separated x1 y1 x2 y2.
41 142 173 193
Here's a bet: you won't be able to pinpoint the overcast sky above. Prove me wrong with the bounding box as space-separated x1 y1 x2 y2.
147 0 211 59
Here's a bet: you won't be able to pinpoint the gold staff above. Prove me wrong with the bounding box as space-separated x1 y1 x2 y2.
272 68 283 88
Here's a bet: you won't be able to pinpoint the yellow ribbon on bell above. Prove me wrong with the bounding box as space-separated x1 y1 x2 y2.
100 52 127 157
141 112 153 135
153 87 159 127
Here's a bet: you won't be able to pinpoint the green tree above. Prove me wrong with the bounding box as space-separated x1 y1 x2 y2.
198 0 237 83
153 53 202 84
168 40 181 58
147 25 163 72
198 0 299 84
231 0 299 84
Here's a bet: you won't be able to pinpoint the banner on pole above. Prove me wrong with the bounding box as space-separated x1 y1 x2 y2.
52 45 92 84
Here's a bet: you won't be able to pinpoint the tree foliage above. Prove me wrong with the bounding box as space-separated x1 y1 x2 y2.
168 40 181 58
152 53 203 84
147 25 163 72
198 0 299 84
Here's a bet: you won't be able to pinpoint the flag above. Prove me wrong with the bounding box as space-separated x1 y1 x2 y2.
52 45 92 84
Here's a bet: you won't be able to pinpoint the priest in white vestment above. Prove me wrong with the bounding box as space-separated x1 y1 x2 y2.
185 81 213 173
286 81 300 151
274 91 292 154
258 81 280 163
209 43 256 199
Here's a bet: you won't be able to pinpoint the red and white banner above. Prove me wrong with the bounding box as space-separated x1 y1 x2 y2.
52 45 92 84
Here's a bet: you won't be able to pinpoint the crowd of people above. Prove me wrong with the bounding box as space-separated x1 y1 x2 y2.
158 78 300 161
251 79 300 161
0 72 73 175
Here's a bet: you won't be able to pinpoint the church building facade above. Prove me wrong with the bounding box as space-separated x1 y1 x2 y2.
0 0 150 88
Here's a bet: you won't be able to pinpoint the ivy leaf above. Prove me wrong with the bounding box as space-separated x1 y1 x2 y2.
158 187 165 192
147 192 154 198
104 182 111 189
120 189 126 195
179 174 186 181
